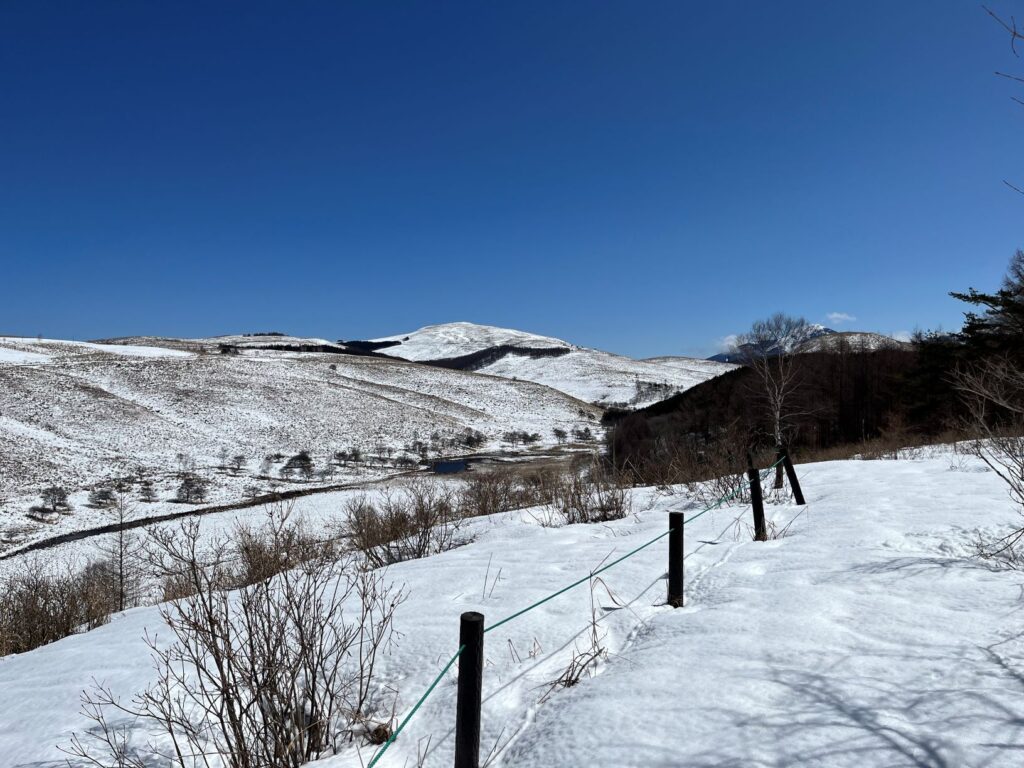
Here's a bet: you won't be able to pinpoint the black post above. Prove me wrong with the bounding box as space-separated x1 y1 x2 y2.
747 456 767 542
781 447 805 505
773 445 785 490
668 511 684 607
455 611 484 768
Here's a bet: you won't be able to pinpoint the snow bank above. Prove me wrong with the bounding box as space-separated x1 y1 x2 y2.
2 453 1023 766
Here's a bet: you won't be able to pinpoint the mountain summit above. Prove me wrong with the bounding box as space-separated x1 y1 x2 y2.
367 322 734 408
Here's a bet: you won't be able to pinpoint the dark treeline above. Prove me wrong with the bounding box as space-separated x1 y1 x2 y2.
607 251 1024 482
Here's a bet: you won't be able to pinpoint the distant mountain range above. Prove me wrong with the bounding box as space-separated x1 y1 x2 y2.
708 326 910 363
362 322 735 409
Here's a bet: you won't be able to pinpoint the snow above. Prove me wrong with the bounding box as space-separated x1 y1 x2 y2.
480 348 734 408
0 338 602 553
0 337 194 361
0 346 51 365
3 450 1024 766
373 322 735 407
371 322 570 361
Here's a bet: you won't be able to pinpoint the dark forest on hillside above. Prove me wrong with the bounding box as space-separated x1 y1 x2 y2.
607 252 1024 483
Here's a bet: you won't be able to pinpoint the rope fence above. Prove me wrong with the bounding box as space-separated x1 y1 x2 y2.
365 450 800 767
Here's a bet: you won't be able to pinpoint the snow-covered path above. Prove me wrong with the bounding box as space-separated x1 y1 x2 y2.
2 452 1023 767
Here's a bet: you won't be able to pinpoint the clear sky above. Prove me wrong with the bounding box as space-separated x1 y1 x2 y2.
1 1 1020 358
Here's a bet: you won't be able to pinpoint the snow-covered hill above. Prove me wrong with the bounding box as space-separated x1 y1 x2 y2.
711 326 910 362
3 450 1023 766
370 322 570 360
371 322 735 408
795 330 912 353
0 336 601 548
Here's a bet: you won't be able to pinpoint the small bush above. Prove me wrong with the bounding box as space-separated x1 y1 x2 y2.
550 464 630 524
0 561 114 656
343 480 466 567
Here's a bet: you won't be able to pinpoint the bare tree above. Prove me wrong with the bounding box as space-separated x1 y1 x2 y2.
95 488 145 612
734 313 812 486
953 355 1024 555
984 5 1024 194
67 512 405 767
40 485 70 513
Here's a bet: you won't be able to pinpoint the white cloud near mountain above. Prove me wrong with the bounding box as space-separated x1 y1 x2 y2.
827 312 857 325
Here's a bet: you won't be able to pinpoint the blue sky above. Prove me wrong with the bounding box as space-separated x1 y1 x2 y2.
1 2 1020 358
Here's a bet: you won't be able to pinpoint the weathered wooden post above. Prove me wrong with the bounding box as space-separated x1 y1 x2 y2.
454 612 484 768
781 446 805 505
747 453 767 542
668 511 684 607
773 445 785 490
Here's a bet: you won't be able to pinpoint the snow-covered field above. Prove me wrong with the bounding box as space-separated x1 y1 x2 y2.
373 322 735 407
0 335 601 552
3 449 1023 766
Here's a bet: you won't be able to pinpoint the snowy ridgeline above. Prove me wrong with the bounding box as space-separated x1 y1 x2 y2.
0 335 605 552
3 450 1024 766
370 322 736 408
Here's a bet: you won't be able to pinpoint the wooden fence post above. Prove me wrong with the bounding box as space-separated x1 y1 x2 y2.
668 511 684 607
747 454 767 542
454 612 484 768
781 446 805 505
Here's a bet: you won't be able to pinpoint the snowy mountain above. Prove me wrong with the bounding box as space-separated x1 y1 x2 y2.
368 322 735 408
710 326 910 362
368 322 570 360
794 330 912 353
0 335 601 551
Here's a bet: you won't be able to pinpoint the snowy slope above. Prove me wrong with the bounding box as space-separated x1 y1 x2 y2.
0 336 601 547
3 450 1023 766
370 322 570 360
372 322 735 408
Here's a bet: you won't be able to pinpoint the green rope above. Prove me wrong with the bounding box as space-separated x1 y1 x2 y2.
364 456 791 764
484 528 672 633
485 455 788 633
681 455 785 526
366 645 465 767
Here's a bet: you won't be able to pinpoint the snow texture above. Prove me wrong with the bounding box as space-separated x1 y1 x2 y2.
0 335 601 553
2 450 1023 766
374 322 735 407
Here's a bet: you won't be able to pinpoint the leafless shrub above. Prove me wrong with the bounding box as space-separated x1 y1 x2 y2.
549 463 630 525
147 502 337 599
65 522 404 768
342 479 467 567
457 465 564 518
234 504 339 587
953 355 1024 555
0 560 113 656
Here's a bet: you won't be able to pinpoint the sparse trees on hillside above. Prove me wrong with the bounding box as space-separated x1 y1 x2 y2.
139 480 157 503
88 486 116 509
553 428 568 444
176 474 208 504
40 486 70 513
571 426 594 442
258 455 273 476
281 450 315 480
